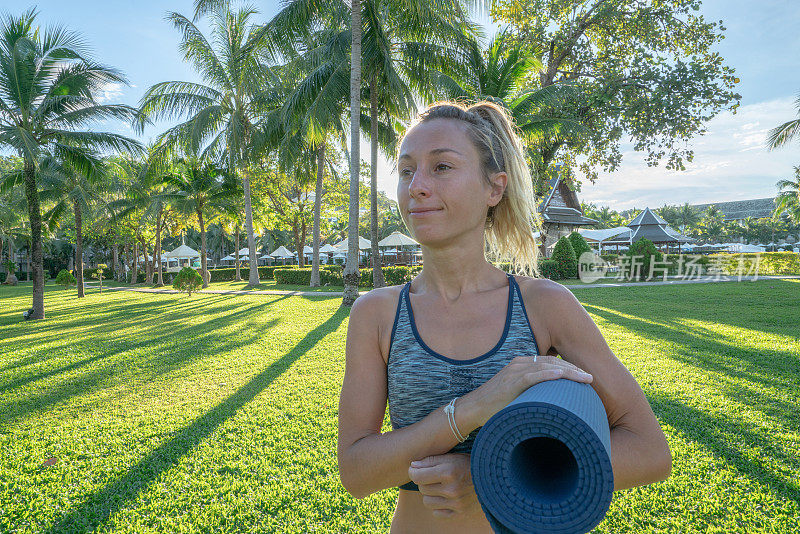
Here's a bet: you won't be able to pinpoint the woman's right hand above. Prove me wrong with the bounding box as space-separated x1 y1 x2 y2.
459 355 593 430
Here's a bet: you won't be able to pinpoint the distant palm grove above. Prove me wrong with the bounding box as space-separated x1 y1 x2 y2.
2 0 799 317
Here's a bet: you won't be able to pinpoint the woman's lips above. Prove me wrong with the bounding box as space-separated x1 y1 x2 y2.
409 208 441 217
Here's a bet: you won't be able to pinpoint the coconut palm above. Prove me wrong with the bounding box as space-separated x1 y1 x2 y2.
675 203 701 234
37 153 108 297
162 156 236 288
109 153 173 286
137 5 281 288
431 29 586 174
0 9 142 318
766 92 800 149
0 187 25 276
774 166 800 225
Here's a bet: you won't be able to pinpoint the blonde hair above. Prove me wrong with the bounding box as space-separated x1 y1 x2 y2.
400 100 542 277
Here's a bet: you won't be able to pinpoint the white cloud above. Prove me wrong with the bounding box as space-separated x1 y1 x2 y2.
95 82 125 104
580 96 800 211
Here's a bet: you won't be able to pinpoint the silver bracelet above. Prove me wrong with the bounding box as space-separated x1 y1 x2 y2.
444 397 467 443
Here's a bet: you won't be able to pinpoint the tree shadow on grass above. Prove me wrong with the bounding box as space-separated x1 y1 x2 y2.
576 279 800 341
0 294 295 429
580 302 800 431
645 389 800 508
41 307 348 534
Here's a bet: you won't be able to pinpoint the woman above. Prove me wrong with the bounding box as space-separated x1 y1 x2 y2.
337 101 671 533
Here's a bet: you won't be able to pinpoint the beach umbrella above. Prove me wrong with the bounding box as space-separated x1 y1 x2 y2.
333 235 371 250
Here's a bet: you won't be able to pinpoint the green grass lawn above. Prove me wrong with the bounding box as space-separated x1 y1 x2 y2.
0 279 798 533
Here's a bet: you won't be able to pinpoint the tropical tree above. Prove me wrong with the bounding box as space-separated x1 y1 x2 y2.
773 166 800 225
37 154 108 297
109 153 175 286
492 0 741 183
0 183 25 274
766 92 800 150
137 5 280 287
675 203 702 235
162 156 235 288
0 9 141 318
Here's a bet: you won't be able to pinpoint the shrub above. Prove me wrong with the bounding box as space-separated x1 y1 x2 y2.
551 236 578 279
272 265 421 288
4 260 16 274
172 267 203 296
208 265 301 282
127 270 145 284
537 259 560 280
84 266 116 281
91 264 107 285
55 269 77 289
625 238 663 280
568 232 592 260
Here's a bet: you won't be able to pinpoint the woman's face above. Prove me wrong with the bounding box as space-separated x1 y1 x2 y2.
396 118 506 248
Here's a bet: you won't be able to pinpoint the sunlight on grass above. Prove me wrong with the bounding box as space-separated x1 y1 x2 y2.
0 279 798 532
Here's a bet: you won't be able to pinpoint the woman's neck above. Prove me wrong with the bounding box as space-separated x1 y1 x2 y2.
413 244 507 303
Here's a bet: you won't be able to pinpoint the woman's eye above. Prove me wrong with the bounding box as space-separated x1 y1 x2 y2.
435 163 451 172
400 168 413 178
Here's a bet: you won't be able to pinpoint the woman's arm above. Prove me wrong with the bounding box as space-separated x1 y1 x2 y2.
338 287 604 499
337 290 469 498
526 279 672 490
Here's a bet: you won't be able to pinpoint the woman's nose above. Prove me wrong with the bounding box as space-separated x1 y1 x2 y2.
408 169 431 198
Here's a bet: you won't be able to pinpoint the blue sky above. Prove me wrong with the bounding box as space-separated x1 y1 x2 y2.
11 0 800 211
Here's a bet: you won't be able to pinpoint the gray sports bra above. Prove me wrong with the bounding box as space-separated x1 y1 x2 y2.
386 273 541 491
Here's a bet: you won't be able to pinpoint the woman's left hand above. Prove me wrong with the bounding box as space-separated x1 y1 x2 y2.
407 453 480 517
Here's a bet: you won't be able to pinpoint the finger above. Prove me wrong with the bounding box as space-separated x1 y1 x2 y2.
408 463 448 486
564 367 593 383
409 455 445 469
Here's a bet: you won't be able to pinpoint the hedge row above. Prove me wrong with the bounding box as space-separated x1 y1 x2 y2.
273 265 423 287
705 252 800 276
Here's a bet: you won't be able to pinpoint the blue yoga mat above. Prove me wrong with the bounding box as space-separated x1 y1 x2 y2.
470 379 614 534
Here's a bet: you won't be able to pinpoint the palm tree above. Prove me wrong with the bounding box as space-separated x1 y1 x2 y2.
37 154 108 297
218 204 246 281
163 157 235 288
675 203 701 234
0 187 25 277
766 92 800 149
0 9 141 318
137 5 280 288
774 166 800 225
266 24 349 286
109 153 172 286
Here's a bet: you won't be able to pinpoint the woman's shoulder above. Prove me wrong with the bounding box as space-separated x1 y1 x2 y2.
512 274 570 300
350 284 408 364
511 275 576 355
352 283 406 312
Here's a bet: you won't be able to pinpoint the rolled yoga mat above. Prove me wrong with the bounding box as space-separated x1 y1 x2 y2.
470 378 614 534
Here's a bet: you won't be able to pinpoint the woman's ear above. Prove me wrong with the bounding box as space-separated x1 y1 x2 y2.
488 171 508 207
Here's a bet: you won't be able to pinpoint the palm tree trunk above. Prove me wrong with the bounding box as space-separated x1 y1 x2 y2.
370 76 385 288
145 241 154 285
235 224 241 281
156 207 164 286
198 209 208 288
132 241 138 285
310 142 325 287
242 166 260 287
23 160 45 319
74 201 85 298
343 0 363 306
112 243 120 282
